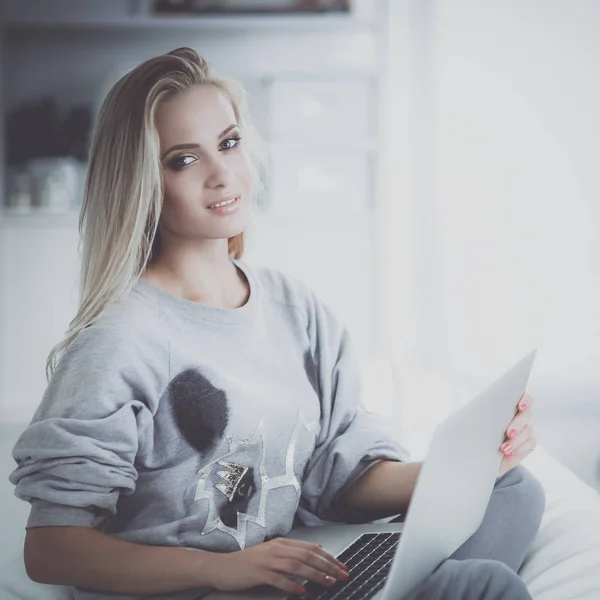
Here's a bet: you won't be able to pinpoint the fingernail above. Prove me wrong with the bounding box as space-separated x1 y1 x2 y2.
325 576 336 585
508 429 517 439
501 443 512 454
338 562 347 571
508 449 516 457
339 570 349 580
519 403 528 412
296 584 307 594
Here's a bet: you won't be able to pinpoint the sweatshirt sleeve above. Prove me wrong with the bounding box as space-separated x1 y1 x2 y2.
298 291 411 524
9 324 167 530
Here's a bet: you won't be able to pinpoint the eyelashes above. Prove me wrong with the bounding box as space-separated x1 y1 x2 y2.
220 136 242 151
169 136 243 171
171 155 195 170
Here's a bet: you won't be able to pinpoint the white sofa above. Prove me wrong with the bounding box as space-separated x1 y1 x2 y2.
519 446 600 598
1 360 600 599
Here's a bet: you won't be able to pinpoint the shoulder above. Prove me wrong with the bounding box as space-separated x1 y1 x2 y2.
245 265 320 325
241 260 343 337
60 286 168 375
243 261 316 314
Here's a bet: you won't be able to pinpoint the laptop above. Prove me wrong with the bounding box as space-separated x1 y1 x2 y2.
205 349 537 600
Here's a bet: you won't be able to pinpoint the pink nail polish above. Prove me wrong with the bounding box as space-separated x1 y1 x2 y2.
501 442 511 453
508 429 517 439
519 403 528 412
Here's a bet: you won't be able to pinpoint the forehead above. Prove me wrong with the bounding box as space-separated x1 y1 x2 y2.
155 84 237 145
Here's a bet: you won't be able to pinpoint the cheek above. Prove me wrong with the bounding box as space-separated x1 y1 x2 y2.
234 152 255 192
162 170 194 198
159 175 201 230
161 168 205 212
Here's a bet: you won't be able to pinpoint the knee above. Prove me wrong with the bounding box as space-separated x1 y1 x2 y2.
499 465 546 525
469 558 524 584
459 557 515 576
446 559 530 598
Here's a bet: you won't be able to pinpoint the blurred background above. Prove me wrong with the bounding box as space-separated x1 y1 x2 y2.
0 0 599 563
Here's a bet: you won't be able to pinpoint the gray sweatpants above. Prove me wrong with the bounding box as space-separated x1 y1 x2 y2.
399 464 545 600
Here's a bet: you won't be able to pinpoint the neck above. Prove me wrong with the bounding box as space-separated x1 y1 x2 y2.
142 243 248 309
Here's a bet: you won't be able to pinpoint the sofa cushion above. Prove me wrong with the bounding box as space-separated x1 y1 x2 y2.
519 446 600 599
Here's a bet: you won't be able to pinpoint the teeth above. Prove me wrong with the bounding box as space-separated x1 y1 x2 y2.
210 197 237 208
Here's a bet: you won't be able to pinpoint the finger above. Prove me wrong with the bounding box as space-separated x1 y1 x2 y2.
517 392 534 413
510 427 538 454
276 557 344 588
505 411 533 441
501 424 531 456
501 428 538 460
266 572 308 596
281 539 346 572
507 393 533 433
299 547 348 579
499 445 525 474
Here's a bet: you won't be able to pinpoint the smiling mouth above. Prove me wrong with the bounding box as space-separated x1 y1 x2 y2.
208 196 240 209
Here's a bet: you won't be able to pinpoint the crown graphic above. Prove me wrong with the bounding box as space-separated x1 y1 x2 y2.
215 460 249 502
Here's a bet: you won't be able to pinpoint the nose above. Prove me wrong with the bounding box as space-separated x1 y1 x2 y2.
204 154 235 189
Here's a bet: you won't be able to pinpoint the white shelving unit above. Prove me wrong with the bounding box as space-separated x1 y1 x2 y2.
0 0 381 30
0 207 80 228
0 14 376 32
0 0 393 423
0 0 385 216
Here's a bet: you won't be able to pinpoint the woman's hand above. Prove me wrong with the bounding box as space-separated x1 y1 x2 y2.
498 392 538 476
209 537 349 596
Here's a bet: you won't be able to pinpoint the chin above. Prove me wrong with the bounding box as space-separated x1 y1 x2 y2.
210 217 249 241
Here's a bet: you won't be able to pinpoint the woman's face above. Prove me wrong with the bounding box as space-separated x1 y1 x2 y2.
155 84 254 245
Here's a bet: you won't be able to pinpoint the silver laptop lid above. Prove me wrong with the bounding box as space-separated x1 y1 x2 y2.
380 349 537 600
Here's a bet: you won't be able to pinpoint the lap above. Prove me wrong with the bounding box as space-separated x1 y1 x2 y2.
386 465 543 599
449 465 545 571
402 558 532 600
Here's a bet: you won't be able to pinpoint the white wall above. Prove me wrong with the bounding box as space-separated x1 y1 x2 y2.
0 224 80 422
388 0 600 397
433 0 600 395
387 0 600 485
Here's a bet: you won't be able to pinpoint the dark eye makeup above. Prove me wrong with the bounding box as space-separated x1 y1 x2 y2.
168 135 243 171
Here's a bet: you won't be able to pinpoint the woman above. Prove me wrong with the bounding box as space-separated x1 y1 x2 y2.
9 48 544 600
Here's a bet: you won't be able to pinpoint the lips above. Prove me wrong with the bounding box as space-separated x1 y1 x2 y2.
207 195 240 209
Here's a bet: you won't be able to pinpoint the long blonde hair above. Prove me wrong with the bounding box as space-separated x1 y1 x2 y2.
46 47 268 380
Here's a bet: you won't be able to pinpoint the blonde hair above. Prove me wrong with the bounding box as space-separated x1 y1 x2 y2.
46 47 268 380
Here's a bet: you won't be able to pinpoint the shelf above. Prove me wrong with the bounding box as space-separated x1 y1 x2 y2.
0 0 379 31
0 14 375 33
0 207 80 228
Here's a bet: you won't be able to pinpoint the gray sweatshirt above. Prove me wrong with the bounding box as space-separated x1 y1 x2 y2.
9 259 410 600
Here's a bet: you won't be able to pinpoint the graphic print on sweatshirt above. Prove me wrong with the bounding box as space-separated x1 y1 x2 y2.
168 368 319 549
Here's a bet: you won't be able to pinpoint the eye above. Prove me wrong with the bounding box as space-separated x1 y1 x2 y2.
220 136 242 151
171 155 195 170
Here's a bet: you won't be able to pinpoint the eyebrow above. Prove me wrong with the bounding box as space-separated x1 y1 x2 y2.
160 124 239 160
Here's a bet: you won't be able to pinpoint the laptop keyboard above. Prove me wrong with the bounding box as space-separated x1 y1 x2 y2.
290 532 401 600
